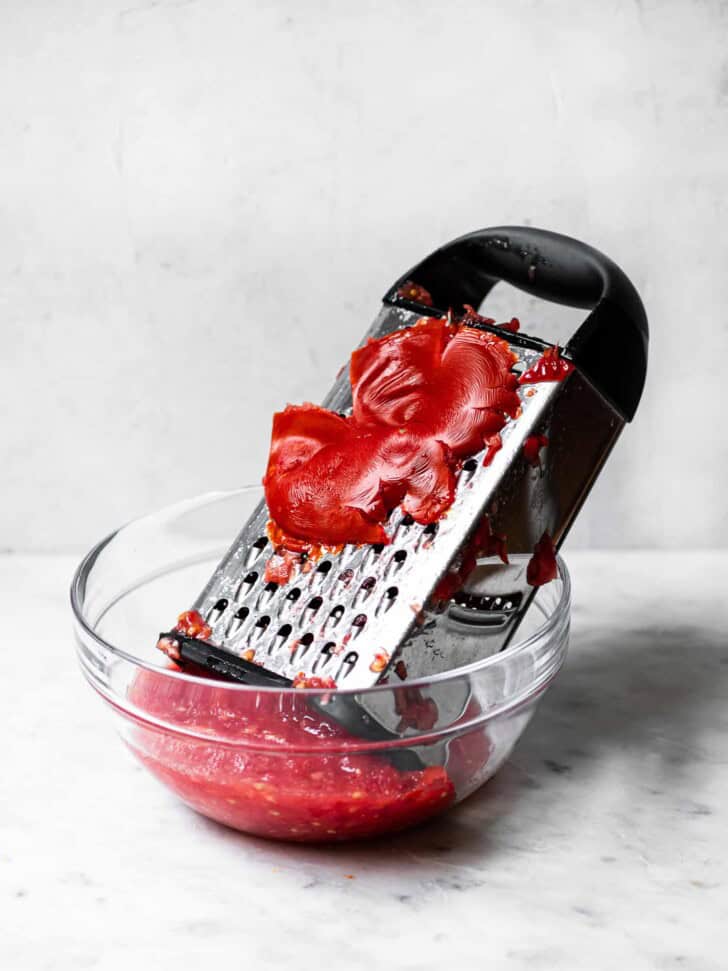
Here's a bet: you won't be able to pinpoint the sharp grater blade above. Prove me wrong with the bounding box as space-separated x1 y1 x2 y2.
178 305 560 690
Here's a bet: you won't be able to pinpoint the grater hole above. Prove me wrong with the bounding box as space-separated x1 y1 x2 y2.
393 511 416 540
311 559 333 588
353 577 377 607
463 458 478 472
280 586 301 616
361 543 385 570
337 568 354 587
353 577 376 607
417 522 439 550
312 642 336 673
207 598 229 623
387 549 407 576
376 586 398 616
350 613 367 638
336 651 359 680
255 580 278 608
258 580 279 607
305 596 323 618
292 632 314 661
325 604 345 629
246 537 268 567
225 605 249 636
268 623 292 655
250 615 271 642
238 571 259 598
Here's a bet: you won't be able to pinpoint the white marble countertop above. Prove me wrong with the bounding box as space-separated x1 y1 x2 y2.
2 551 727 970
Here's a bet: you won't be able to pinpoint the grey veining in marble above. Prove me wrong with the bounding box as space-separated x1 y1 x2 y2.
1 551 727 970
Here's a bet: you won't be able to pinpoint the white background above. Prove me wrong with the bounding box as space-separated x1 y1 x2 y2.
2 0 727 553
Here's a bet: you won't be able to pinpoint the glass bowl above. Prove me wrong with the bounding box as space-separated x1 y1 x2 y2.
71 487 570 842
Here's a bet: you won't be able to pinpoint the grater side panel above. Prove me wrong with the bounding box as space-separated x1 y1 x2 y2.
392 372 624 681
487 369 624 554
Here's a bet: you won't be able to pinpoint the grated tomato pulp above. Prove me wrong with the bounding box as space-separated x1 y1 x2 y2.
128 666 460 841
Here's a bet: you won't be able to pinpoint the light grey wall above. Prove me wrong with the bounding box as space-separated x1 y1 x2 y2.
2 0 727 553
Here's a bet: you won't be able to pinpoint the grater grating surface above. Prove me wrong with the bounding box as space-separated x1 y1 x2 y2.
189 305 559 689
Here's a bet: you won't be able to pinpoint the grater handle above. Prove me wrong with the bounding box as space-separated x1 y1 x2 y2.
385 226 648 421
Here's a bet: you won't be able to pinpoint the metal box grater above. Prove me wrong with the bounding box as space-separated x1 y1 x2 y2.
160 227 648 697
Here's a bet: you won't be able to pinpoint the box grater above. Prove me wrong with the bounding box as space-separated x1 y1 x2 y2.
159 227 648 701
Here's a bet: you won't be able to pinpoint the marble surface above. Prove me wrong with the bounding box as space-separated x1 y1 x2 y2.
2 550 727 970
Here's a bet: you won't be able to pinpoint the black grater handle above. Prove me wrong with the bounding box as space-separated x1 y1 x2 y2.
167 632 426 771
164 632 293 686
385 226 648 421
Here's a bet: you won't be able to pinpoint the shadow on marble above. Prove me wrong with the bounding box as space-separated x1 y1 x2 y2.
192 783 504 880
191 623 727 871
527 622 728 772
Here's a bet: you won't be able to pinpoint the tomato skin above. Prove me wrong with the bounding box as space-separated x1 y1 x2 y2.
433 516 508 601
461 304 496 327
519 346 574 384
523 434 549 468
351 318 520 453
462 305 520 333
396 281 434 306
527 531 558 586
174 610 212 641
264 318 521 550
264 548 300 584
482 433 502 467
264 406 456 547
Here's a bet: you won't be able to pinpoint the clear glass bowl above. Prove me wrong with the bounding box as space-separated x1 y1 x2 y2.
71 487 570 842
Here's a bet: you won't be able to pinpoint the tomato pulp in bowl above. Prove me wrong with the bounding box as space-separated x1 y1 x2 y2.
71 487 570 842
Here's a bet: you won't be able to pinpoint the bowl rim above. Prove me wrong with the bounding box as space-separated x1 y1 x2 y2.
70 487 571 698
